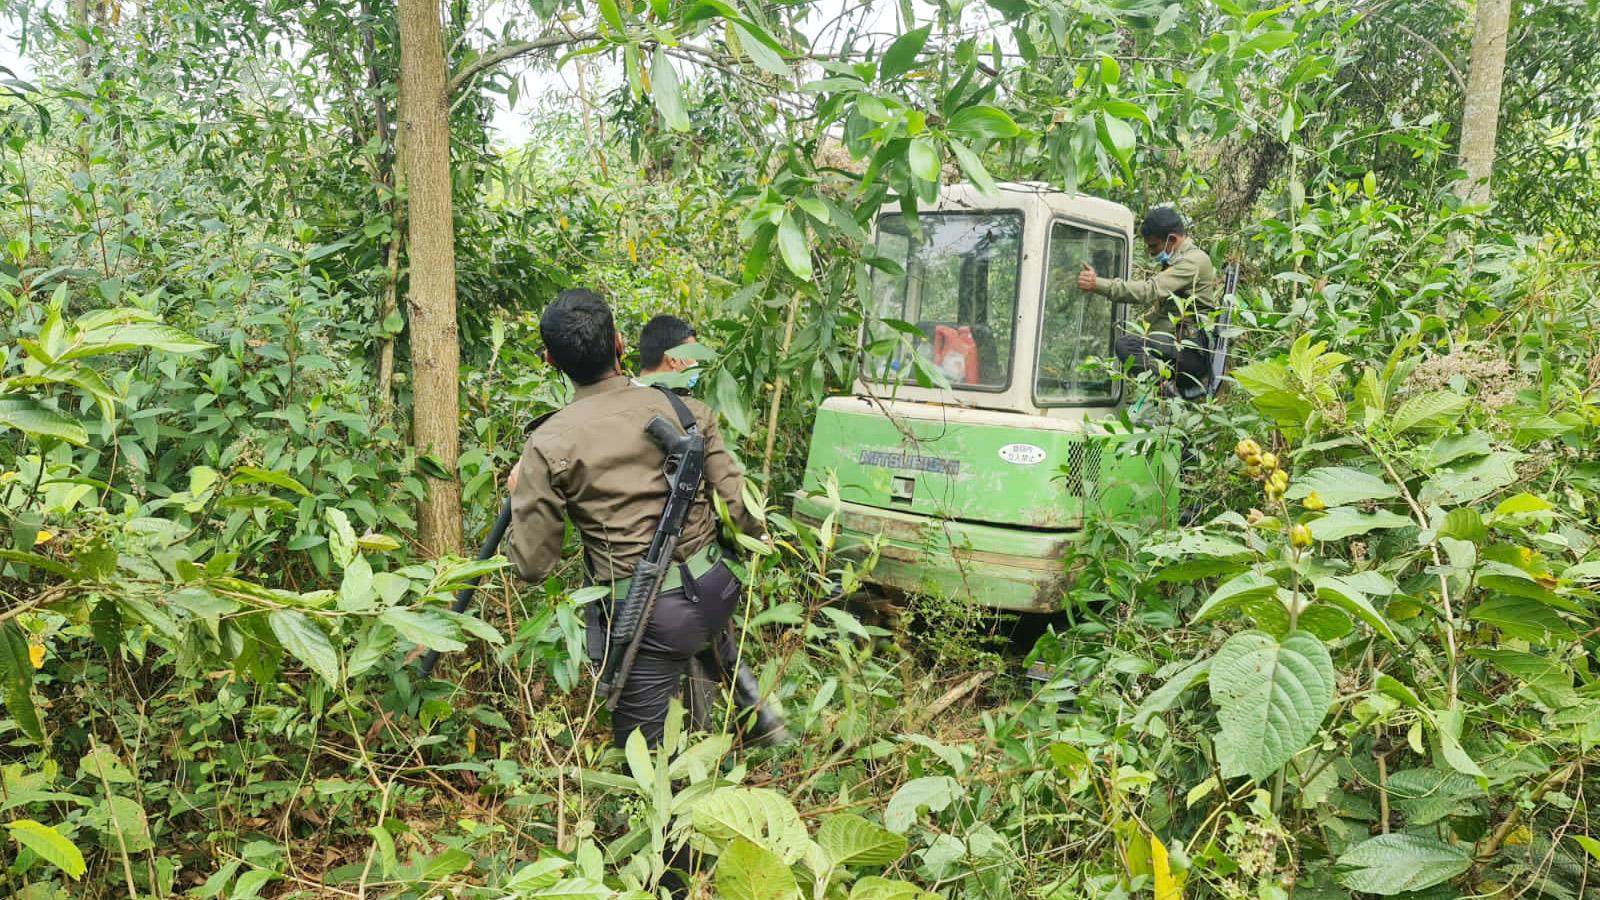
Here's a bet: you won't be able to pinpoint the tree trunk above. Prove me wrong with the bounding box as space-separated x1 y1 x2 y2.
1455 0 1513 205
397 0 463 556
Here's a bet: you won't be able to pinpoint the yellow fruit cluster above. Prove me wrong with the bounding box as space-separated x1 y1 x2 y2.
1236 438 1290 500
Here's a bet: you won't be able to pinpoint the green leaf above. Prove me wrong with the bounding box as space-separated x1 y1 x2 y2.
1312 576 1397 642
1099 53 1120 85
691 787 810 864
7 820 86 880
1285 467 1398 507
715 838 798 900
1307 507 1414 542
907 138 940 182
850 876 935 899
88 795 153 853
947 140 996 195
1335 833 1471 895
325 507 358 569
78 748 134 784
1391 391 1469 435
818 814 907 868
1467 595 1576 642
1432 706 1486 779
267 610 341 687
1098 111 1135 168
232 466 311 497
0 621 42 741
1242 29 1295 54
1419 451 1521 506
0 548 77 579
1438 508 1486 544
1387 768 1484 826
883 776 963 834
1132 658 1211 729
1492 492 1552 517
947 105 1020 141
1210 630 1335 782
596 0 625 32
878 25 930 81
504 857 571 891
1194 572 1279 622
379 608 465 652
65 323 213 359
777 212 812 281
1570 835 1600 863
732 23 790 76
650 48 689 132
0 397 88 445
526 877 613 898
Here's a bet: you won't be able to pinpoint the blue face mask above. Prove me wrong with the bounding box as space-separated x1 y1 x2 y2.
1154 247 1174 267
685 368 701 389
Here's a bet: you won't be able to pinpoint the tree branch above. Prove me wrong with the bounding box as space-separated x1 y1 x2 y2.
1391 21 1467 93
448 30 601 96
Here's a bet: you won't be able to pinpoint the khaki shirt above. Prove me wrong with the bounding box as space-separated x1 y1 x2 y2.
1090 240 1218 336
506 373 762 584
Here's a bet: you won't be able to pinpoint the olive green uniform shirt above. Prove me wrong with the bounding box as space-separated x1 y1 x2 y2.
1090 240 1219 336
506 373 761 584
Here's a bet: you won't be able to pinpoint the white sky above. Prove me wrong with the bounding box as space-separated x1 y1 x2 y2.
1 0 994 147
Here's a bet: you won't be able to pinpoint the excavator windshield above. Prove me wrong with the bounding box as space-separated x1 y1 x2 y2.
864 211 1022 391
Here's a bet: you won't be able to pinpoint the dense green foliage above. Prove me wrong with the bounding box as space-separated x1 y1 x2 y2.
2 0 1600 897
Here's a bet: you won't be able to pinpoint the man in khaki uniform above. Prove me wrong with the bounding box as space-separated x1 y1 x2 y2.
1077 207 1219 394
505 289 787 749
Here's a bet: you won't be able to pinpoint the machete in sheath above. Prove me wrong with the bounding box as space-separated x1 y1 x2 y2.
597 386 706 710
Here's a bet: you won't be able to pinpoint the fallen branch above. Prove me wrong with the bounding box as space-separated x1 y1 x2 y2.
913 671 993 730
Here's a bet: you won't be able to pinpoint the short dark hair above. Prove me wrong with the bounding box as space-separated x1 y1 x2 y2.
1139 207 1186 239
540 289 617 385
638 315 696 370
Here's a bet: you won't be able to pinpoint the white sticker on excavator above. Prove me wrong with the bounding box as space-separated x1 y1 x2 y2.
998 443 1046 465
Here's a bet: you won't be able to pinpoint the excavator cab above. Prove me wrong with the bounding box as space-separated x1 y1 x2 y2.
793 183 1210 612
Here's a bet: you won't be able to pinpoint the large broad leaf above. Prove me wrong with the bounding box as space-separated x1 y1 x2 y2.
0 397 88 445
1307 507 1413 542
1194 572 1279 622
1419 452 1521 506
877 25 930 81
818 814 907 868
883 776 963 834
1391 391 1469 436
1285 467 1398 507
1471 648 1578 708
0 621 42 741
1210 630 1335 782
7 819 86 880
1387 768 1484 826
1312 576 1397 642
526 878 614 898
947 105 1020 141
267 610 341 687
379 608 465 652
777 212 812 281
88 795 153 853
650 47 689 132
691 787 809 864
715 838 798 900
1133 658 1211 729
1335 833 1471 895
1467 596 1576 642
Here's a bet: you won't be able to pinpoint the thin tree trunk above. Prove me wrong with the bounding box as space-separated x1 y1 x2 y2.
1455 0 1513 205
377 132 407 416
398 0 463 556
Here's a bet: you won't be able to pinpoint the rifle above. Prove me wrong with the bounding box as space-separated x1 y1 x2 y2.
598 389 706 710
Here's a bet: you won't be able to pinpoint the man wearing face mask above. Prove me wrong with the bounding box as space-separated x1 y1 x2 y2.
634 314 700 391
1076 207 1218 395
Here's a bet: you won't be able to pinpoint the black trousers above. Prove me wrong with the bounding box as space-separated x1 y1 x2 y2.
587 561 744 748
1115 329 1210 394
